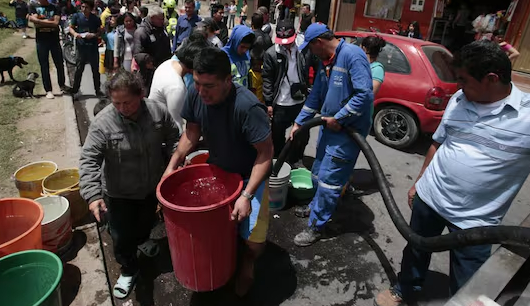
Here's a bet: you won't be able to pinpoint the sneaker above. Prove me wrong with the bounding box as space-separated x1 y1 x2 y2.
22 34 27 39
294 205 311 218
374 288 404 306
95 90 106 98
45 91 54 99
294 227 322 247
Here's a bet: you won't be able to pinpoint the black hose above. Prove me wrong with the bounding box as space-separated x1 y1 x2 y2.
272 117 530 252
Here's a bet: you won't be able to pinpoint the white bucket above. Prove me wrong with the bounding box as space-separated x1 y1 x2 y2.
269 160 291 211
34 196 72 254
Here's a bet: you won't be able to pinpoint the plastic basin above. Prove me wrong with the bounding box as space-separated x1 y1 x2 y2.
0 250 63 306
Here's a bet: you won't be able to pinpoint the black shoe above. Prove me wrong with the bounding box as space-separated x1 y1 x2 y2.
95 90 106 98
294 205 311 218
65 87 78 95
60 85 71 94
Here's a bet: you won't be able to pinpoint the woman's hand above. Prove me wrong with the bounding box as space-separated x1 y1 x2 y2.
89 199 107 222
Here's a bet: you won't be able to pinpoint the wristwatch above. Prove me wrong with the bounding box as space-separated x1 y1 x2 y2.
241 190 254 200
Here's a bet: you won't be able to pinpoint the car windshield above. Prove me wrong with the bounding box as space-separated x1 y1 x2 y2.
421 46 456 83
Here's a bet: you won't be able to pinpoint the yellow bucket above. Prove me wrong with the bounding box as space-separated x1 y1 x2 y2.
42 168 88 225
14 161 58 199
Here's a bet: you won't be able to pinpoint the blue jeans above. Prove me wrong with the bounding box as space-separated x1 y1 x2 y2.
36 38 65 92
394 195 491 300
308 132 358 229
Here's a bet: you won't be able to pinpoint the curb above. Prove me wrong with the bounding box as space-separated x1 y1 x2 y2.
61 64 113 306
63 64 82 166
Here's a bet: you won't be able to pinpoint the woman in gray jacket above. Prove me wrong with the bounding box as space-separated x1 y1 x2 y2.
79 70 180 299
114 12 137 71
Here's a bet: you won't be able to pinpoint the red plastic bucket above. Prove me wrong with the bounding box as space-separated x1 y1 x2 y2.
157 164 243 292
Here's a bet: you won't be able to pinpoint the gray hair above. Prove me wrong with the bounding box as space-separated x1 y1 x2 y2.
148 6 164 18
105 69 143 96
257 6 268 14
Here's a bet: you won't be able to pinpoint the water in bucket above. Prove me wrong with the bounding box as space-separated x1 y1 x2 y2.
166 177 229 207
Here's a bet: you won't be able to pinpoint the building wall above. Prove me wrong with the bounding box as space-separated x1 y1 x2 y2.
351 0 435 39
506 0 530 49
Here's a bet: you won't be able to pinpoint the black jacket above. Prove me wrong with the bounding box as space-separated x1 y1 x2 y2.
262 44 309 107
133 19 171 67
216 20 229 45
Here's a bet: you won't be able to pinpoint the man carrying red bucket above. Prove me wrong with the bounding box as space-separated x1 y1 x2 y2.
163 47 273 296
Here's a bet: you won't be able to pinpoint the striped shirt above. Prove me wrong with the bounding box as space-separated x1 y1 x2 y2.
415 85 530 229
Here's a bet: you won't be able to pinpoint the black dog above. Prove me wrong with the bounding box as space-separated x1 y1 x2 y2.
13 72 39 98
0 56 28 83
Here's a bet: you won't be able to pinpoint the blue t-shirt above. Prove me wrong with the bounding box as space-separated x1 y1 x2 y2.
174 14 201 47
181 83 271 179
370 61 385 83
70 12 101 47
105 30 115 51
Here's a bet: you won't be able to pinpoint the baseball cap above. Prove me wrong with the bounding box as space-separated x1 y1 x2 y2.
197 17 220 32
299 22 332 51
275 19 296 45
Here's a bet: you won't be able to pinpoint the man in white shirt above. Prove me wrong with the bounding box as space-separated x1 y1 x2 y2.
262 19 309 163
149 39 210 131
375 41 530 306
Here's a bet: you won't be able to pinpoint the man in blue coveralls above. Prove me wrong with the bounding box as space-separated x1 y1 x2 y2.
290 23 373 247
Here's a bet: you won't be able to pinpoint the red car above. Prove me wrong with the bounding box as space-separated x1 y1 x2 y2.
335 31 458 149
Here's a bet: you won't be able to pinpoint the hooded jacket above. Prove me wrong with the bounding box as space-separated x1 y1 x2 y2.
222 25 255 88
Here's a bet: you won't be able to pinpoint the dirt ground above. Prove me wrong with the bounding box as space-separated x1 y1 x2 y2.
0 28 79 198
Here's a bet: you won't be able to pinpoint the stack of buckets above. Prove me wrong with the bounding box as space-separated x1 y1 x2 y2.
0 185 64 305
0 161 86 305
269 159 291 211
11 162 88 255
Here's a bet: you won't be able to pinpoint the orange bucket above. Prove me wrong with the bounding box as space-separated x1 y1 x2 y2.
0 198 44 257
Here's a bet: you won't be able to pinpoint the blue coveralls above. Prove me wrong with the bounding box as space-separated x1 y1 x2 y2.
294 39 373 229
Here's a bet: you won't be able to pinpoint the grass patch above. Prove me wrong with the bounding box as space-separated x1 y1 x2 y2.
0 0 17 44
0 0 16 20
0 51 41 180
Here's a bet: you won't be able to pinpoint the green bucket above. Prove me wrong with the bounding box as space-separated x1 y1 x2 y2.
0 250 63 306
289 169 316 201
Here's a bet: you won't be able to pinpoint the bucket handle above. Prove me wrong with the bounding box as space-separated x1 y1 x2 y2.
43 186 80 196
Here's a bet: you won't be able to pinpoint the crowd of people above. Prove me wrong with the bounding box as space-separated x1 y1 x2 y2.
9 0 530 304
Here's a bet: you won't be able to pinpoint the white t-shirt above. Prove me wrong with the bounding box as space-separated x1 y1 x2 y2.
209 35 223 48
275 44 302 107
148 59 187 132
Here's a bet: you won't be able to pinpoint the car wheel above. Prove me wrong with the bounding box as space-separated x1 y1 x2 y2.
373 106 419 149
